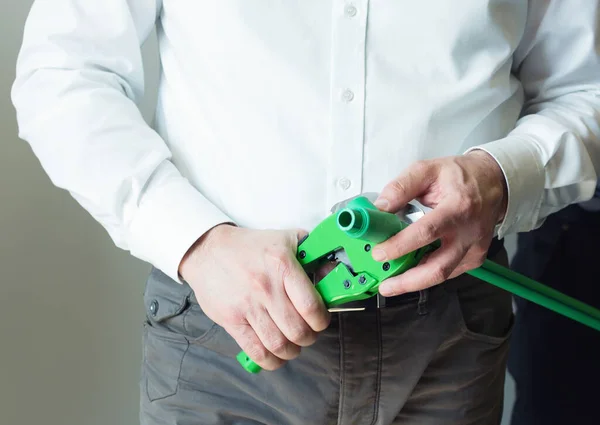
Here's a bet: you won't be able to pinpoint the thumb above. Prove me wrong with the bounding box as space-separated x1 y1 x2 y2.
375 161 438 212
292 228 309 245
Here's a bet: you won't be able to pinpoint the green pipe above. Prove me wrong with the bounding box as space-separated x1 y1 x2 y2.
467 260 600 332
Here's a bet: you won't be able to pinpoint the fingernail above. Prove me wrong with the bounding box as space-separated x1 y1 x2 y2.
372 248 387 261
374 198 389 210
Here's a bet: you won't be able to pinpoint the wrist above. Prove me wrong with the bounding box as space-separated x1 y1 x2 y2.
466 150 508 223
178 223 235 281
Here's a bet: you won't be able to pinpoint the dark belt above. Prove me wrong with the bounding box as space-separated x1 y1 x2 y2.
334 236 505 310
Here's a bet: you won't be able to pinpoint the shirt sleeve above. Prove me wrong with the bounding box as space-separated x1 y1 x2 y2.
466 0 600 238
11 0 235 283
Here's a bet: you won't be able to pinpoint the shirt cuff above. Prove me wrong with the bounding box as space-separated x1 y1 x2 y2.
465 136 545 238
127 169 234 284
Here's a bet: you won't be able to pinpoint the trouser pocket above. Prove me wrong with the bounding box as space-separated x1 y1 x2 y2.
143 323 190 401
445 249 514 345
142 268 221 401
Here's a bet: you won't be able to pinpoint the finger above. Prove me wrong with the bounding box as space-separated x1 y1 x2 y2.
372 203 456 261
314 261 338 283
374 161 438 212
228 322 285 371
292 228 309 251
447 243 489 279
247 307 301 361
379 241 468 296
283 260 331 332
266 293 318 347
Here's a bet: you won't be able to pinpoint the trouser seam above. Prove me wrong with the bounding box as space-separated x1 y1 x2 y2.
417 289 429 315
369 309 383 425
336 313 346 425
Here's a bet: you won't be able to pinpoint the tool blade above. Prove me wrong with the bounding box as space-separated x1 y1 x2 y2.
396 201 427 225
329 192 379 213
333 250 353 271
328 307 366 312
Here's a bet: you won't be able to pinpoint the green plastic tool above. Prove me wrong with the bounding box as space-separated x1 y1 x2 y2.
236 196 600 374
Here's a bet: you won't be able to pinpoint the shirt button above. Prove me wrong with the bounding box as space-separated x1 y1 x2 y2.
338 177 352 190
342 89 354 103
345 4 357 17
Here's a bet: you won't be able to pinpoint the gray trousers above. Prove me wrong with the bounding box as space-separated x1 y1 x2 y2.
140 250 513 425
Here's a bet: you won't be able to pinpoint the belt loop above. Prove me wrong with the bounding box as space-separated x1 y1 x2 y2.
417 289 429 315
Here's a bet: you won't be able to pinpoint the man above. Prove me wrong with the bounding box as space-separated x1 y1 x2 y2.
11 1 600 424
507 180 600 425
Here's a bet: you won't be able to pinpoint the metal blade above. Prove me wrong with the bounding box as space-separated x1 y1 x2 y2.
329 193 427 225
329 192 380 213
333 250 353 271
396 201 427 225
328 307 366 312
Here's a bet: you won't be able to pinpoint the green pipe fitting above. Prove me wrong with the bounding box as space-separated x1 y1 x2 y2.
337 205 409 242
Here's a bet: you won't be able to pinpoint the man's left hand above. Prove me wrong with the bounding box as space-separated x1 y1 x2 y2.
372 150 508 296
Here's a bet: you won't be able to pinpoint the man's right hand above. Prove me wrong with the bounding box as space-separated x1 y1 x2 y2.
178 225 331 371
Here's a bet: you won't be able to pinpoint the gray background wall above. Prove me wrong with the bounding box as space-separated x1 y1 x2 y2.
1 2 158 424
0 1 515 424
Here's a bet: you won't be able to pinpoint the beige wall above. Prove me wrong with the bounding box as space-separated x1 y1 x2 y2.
0 2 160 424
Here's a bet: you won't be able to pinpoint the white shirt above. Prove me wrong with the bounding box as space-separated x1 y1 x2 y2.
12 0 600 283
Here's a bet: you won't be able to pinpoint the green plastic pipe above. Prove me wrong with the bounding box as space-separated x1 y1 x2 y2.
468 260 600 332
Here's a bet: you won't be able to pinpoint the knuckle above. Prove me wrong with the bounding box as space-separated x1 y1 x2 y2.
431 264 452 283
390 179 408 196
458 193 482 216
225 308 246 326
297 301 330 332
456 197 473 216
241 294 254 309
288 325 314 345
298 296 324 319
266 249 292 278
245 343 268 363
265 244 289 261
248 271 273 296
419 221 438 242
265 336 290 355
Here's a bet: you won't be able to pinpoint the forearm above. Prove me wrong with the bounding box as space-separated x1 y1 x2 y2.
11 0 233 282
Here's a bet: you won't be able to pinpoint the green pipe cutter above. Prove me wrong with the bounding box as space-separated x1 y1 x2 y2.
236 194 600 374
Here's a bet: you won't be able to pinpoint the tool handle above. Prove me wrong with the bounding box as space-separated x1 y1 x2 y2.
236 351 263 374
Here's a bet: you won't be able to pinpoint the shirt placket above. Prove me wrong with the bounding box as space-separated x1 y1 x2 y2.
326 0 369 213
